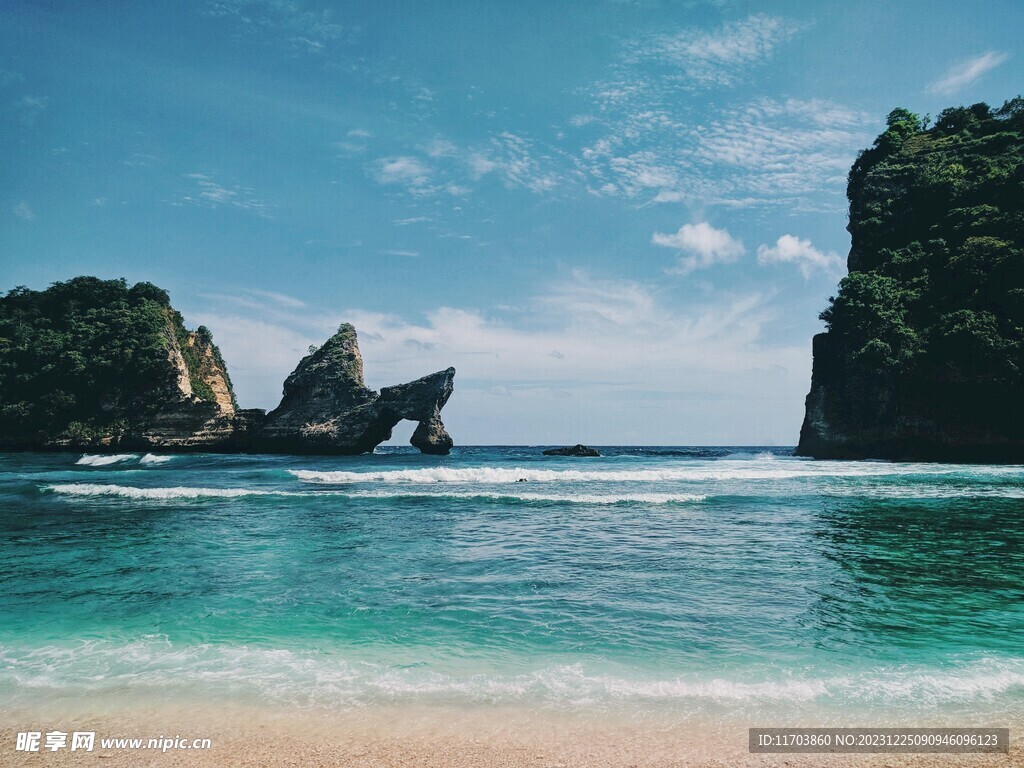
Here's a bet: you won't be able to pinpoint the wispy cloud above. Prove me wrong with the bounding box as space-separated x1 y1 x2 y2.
626 14 801 88
469 132 561 193
366 133 562 199
371 156 432 189
577 96 873 210
15 95 48 127
380 249 420 257
247 288 306 308
180 173 272 216
335 128 373 156
13 202 35 221
204 0 346 54
652 222 745 274
757 234 842 278
927 51 1009 95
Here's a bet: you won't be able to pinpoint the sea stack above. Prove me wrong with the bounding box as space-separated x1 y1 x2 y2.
261 323 455 455
796 99 1024 461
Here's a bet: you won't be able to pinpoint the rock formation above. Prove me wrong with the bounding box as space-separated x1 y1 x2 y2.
542 444 601 457
260 324 455 455
139 315 238 448
796 98 1024 461
0 278 456 455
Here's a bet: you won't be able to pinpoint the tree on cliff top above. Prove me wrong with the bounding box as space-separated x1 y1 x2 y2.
0 277 223 442
817 95 1024 439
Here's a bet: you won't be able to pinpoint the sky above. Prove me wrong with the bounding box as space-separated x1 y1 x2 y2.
2 0 1022 445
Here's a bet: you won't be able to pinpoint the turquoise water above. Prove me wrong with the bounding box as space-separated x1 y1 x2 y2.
1 447 1023 721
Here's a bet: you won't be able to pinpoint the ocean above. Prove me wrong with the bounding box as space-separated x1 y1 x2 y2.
1 447 1022 725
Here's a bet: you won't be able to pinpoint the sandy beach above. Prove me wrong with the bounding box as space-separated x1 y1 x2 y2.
1 703 1019 768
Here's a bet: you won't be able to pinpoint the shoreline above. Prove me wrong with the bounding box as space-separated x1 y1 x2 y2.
2 702 1020 767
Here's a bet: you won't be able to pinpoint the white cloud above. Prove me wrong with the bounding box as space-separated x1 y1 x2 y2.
468 153 498 178
756 234 842 278
928 51 1009 95
381 249 420 257
181 173 272 216
188 270 809 443
335 129 372 156
422 138 458 158
367 134 561 198
633 14 800 87
372 156 431 187
13 202 34 221
652 222 746 274
577 89 872 209
467 133 561 193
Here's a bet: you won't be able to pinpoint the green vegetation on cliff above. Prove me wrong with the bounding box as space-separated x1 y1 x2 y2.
0 277 227 444
800 97 1024 459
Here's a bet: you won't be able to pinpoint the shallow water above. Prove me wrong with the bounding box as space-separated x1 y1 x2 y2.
1 447 1022 722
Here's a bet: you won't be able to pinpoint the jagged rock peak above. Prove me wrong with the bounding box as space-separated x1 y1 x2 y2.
262 325 456 455
280 323 374 410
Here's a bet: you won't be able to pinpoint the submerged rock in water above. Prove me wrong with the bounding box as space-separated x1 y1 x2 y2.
542 444 601 457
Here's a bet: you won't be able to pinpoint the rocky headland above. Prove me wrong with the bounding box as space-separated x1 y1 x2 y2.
0 277 455 455
797 98 1024 461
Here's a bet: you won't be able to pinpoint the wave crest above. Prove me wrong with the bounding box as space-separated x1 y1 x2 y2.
44 484 703 505
140 453 175 465
75 454 137 467
46 484 288 499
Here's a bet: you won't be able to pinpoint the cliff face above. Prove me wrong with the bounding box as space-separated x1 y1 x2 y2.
137 314 239 448
0 278 456 455
797 98 1024 461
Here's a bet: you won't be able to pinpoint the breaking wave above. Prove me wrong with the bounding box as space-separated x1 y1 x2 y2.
46 484 295 500
288 462 1024 485
1 637 1021 712
75 454 137 466
140 453 175 465
44 484 704 505
346 490 706 505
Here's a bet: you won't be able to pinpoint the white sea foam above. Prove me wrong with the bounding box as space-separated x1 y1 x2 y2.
346 490 706 505
288 461 1024 485
139 453 174 465
46 484 292 499
1 638 1021 712
75 454 137 466
44 484 703 505
823 486 1024 500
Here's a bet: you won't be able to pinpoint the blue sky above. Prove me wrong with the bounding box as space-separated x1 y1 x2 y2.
3 0 1021 444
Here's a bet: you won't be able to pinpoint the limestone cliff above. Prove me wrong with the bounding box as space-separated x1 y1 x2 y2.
796 98 1024 461
260 324 455 455
138 314 238 448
